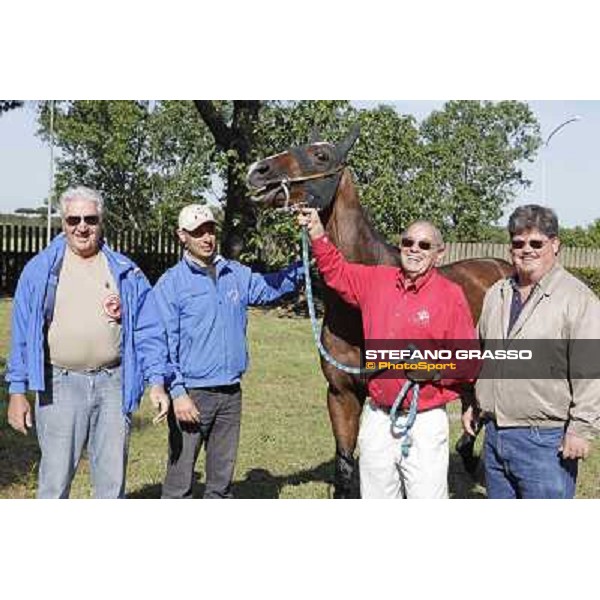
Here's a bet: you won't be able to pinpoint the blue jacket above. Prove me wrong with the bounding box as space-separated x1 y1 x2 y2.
5 234 167 414
153 255 304 398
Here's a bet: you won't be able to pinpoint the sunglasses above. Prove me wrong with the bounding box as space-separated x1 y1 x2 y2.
510 238 548 250
401 238 433 251
65 215 100 227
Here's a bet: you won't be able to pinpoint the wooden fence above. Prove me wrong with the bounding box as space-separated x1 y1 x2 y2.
0 224 181 295
3 224 600 295
441 242 600 269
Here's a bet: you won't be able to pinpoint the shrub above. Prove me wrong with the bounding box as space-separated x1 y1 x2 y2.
568 268 600 297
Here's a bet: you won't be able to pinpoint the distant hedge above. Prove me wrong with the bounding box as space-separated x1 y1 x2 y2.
0 214 60 226
568 267 600 298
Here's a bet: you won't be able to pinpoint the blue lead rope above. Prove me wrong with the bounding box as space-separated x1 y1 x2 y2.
301 226 419 456
389 381 420 457
301 227 371 376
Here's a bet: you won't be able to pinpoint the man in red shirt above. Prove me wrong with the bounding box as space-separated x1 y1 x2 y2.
297 208 476 498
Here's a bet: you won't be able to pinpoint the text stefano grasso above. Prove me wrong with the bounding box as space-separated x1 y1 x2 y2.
364 349 533 361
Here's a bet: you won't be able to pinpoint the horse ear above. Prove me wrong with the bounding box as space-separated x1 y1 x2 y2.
336 124 360 159
309 127 321 143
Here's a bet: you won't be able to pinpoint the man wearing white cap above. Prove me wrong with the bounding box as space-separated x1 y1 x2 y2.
153 203 304 498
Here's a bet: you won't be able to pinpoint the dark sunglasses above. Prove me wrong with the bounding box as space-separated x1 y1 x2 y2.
510 238 548 250
65 215 100 227
401 238 433 251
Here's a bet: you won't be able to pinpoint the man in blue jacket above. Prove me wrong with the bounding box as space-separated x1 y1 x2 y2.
6 186 169 499
154 204 304 499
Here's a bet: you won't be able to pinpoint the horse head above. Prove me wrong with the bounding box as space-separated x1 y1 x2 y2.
247 125 360 210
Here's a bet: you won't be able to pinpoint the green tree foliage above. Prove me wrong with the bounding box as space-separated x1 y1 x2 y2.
237 100 540 265
233 101 427 266
36 100 542 267
352 106 423 238
569 267 600 297
37 101 214 232
419 101 541 240
560 220 600 248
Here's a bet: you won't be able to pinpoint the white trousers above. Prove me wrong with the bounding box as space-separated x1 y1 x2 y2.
358 401 449 499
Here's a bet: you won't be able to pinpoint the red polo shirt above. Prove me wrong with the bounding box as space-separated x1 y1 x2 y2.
312 234 477 410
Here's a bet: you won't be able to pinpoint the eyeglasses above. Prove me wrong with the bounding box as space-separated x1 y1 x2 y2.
64 215 100 227
401 238 433 251
510 238 548 250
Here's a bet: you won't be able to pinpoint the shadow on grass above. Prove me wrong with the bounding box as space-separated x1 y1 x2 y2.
128 459 337 499
129 453 487 499
449 452 487 499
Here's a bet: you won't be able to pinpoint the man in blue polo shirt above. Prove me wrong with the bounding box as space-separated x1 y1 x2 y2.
154 204 304 498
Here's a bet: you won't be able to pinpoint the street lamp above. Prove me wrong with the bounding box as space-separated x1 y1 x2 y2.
541 115 581 202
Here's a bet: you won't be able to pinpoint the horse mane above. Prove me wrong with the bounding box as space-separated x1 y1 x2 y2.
323 169 402 267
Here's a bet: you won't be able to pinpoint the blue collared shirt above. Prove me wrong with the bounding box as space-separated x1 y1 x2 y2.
153 256 304 398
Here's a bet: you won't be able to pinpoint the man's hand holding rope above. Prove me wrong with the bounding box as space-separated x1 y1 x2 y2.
297 207 325 240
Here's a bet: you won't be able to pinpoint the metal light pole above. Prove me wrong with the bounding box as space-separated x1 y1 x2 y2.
541 115 581 202
46 101 55 245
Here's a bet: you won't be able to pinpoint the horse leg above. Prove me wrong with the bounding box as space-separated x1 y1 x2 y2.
327 385 364 499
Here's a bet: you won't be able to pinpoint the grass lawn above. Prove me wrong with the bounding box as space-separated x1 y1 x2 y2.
1 297 599 499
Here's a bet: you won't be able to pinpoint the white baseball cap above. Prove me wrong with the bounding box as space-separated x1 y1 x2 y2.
178 204 216 232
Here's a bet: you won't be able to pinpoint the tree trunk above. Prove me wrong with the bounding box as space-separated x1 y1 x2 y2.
193 100 261 259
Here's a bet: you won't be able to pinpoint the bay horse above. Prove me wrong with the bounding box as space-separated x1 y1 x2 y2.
247 127 513 498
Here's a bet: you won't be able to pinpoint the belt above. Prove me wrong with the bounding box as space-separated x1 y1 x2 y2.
81 363 121 374
369 400 408 416
198 383 241 394
370 399 447 416
49 361 121 374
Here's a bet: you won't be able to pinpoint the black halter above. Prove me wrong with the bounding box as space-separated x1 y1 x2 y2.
290 147 346 210
250 156 345 211
251 126 360 211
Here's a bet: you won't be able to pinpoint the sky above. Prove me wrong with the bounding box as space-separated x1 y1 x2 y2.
0 100 598 227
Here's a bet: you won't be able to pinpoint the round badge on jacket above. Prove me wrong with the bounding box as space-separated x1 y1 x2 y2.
103 293 122 321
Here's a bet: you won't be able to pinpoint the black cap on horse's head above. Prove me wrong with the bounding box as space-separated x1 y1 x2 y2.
308 125 360 163
247 125 361 210
308 123 360 160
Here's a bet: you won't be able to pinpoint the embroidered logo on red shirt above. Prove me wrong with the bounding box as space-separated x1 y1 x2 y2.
413 308 430 326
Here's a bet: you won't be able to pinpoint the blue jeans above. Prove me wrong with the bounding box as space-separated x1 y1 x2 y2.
483 420 578 499
35 365 131 499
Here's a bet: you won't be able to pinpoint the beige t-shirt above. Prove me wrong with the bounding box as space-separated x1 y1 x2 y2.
47 248 122 370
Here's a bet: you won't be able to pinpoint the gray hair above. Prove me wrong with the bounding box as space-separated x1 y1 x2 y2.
59 186 104 217
508 204 559 238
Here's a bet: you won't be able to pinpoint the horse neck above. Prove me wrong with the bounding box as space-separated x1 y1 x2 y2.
323 169 396 265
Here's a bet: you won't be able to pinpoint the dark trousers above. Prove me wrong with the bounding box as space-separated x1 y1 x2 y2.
161 386 242 499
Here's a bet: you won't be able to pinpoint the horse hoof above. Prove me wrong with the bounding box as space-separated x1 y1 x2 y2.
333 487 360 499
